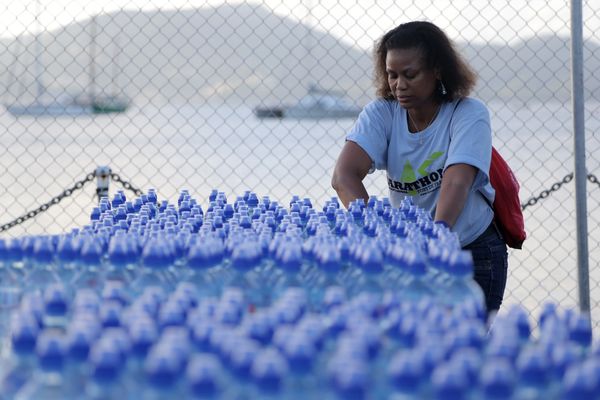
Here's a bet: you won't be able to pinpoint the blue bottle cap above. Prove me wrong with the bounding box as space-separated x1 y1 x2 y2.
99 301 123 328
79 235 104 266
317 245 342 275
144 347 180 388
358 243 383 274
36 330 66 371
186 353 223 396
431 362 468 400
516 346 549 386
569 313 592 348
561 364 599 400
229 339 260 379
278 243 303 273
108 236 134 268
230 241 262 271
128 319 158 357
66 323 95 362
241 311 274 345
10 313 40 353
158 301 187 329
100 327 132 363
329 358 368 400
56 235 79 262
102 281 129 306
479 358 515 399
33 236 55 264
552 342 582 379
141 238 175 269
282 332 316 373
43 283 68 316
251 348 288 393
387 350 423 391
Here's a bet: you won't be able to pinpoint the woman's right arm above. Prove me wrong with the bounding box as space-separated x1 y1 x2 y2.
331 141 373 209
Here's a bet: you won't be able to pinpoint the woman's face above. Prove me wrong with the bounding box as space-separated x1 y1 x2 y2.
385 47 439 109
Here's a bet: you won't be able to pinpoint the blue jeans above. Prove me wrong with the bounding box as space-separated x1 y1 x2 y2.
463 221 508 313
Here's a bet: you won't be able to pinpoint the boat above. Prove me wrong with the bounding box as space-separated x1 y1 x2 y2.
4 12 129 117
254 85 362 120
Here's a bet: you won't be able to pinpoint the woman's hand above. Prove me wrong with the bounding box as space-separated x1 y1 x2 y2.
331 141 372 209
434 163 477 227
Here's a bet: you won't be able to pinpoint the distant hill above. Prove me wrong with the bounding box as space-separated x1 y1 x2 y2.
1 3 598 106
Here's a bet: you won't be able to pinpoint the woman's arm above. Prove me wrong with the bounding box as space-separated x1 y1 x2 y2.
331 141 373 209
434 163 478 227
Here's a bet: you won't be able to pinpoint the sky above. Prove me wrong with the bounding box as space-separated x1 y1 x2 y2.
0 0 598 48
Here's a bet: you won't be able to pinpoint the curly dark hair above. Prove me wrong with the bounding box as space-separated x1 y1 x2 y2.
374 21 477 102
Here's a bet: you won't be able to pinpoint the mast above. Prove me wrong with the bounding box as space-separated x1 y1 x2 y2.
89 15 97 101
33 0 44 101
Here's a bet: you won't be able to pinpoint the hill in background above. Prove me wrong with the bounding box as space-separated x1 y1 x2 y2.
1 3 598 107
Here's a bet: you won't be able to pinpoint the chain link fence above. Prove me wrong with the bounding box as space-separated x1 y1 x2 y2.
0 0 599 327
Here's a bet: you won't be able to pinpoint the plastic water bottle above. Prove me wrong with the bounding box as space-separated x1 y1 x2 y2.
72 235 105 292
131 237 176 296
185 237 225 298
0 313 39 398
42 283 69 331
0 239 22 356
85 338 128 399
438 250 486 317
15 330 72 399
55 234 82 283
26 236 60 294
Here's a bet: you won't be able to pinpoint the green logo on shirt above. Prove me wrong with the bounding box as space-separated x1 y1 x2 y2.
391 151 445 195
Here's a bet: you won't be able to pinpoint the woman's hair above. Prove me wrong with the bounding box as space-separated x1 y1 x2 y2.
374 21 477 101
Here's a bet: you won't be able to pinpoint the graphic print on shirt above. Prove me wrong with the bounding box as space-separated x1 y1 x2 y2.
387 151 445 195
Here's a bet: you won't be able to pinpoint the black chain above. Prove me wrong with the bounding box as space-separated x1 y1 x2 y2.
521 172 600 210
110 173 143 197
0 172 96 233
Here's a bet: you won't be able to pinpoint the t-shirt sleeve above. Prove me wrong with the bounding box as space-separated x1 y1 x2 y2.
345 100 392 173
445 98 492 191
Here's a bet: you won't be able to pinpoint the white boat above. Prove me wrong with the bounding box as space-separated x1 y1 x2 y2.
284 86 362 119
254 85 362 120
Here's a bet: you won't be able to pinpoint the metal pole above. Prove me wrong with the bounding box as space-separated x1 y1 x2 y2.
570 0 590 313
95 166 111 203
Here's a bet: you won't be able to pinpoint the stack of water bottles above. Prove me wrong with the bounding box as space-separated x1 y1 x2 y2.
0 189 596 399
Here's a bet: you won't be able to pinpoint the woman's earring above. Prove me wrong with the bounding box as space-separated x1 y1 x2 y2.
440 80 447 95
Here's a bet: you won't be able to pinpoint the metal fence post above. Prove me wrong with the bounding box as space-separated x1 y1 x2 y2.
95 166 111 203
570 0 591 313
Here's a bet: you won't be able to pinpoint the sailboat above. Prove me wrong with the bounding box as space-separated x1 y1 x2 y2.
86 16 130 114
4 11 129 117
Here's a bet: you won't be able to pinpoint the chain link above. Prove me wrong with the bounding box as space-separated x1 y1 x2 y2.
110 173 143 197
0 172 96 233
520 172 600 210
521 173 573 210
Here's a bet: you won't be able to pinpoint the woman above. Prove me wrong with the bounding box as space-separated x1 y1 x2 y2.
331 21 508 313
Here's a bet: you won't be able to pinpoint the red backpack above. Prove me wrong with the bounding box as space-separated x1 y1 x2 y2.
449 100 526 249
487 147 526 249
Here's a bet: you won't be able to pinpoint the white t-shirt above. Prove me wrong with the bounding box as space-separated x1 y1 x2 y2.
346 97 495 246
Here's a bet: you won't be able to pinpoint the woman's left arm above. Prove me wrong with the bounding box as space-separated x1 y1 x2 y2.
434 163 477 227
